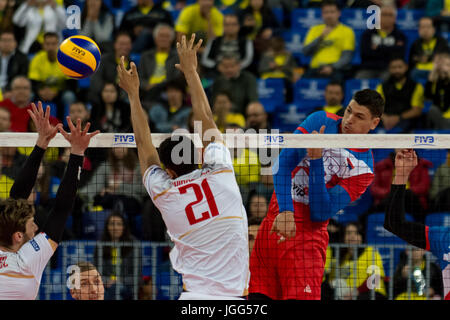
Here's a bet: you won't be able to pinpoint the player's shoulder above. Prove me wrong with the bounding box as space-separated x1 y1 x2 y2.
305 110 342 126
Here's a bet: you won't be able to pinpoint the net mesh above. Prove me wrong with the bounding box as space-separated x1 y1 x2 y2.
0 132 449 300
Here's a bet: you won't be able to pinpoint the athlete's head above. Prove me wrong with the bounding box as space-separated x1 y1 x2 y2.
69 261 105 300
341 89 384 134
0 198 37 250
158 135 199 179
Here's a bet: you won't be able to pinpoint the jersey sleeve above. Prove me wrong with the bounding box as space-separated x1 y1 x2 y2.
203 142 233 170
19 233 53 278
427 226 450 260
297 111 331 134
143 165 171 200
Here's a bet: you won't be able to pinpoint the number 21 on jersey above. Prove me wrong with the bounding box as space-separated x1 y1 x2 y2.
179 179 219 225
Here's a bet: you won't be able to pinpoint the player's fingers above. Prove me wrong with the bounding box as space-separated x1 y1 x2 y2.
189 33 195 50
175 64 181 71
38 101 44 117
88 130 101 139
319 125 326 134
76 118 82 131
82 122 91 135
66 116 76 132
277 236 286 244
44 105 50 122
194 38 203 51
57 125 70 140
181 34 186 49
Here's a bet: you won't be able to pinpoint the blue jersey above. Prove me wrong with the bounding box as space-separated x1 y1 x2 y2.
271 111 375 224
426 226 450 299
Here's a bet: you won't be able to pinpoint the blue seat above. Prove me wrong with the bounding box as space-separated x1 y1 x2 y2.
442 32 450 46
282 29 310 63
372 148 394 164
415 148 447 176
333 188 373 225
257 78 285 113
366 212 414 277
130 53 141 66
272 7 284 26
403 30 419 63
294 78 329 110
425 212 450 227
351 29 363 66
78 77 90 89
170 9 181 22
291 8 322 31
344 78 381 106
155 271 183 300
396 9 424 32
341 8 369 32
271 103 310 132
82 209 112 240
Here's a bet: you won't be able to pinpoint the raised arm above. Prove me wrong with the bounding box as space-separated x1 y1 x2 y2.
383 149 427 249
175 34 222 147
117 57 161 177
44 118 99 251
10 102 59 200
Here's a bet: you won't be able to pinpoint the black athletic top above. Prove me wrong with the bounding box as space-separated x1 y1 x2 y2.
384 184 427 249
9 145 83 243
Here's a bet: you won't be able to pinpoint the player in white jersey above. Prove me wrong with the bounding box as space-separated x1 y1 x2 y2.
0 102 99 300
117 34 249 300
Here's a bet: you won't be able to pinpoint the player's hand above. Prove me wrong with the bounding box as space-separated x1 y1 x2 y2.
393 149 417 184
117 56 140 97
28 101 59 150
58 117 100 156
270 211 296 244
307 125 325 160
175 33 203 75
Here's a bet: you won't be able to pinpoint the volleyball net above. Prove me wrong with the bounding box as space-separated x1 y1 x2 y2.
0 132 449 300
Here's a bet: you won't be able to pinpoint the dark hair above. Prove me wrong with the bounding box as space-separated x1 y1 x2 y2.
321 0 340 10
75 261 98 274
326 80 344 91
108 147 138 172
70 101 88 110
165 78 187 94
353 89 384 118
214 90 233 103
158 135 198 177
98 211 134 260
388 53 406 65
43 32 59 40
114 30 132 42
338 221 365 262
0 198 34 246
81 0 111 25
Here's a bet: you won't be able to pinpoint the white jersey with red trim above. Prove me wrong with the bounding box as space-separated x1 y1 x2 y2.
143 142 249 297
0 232 54 300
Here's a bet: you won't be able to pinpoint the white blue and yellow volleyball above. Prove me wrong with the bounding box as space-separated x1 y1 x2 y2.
57 35 101 79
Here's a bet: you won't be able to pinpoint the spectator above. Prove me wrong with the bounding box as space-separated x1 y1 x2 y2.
28 32 76 120
356 3 407 80
424 52 450 130
12 0 66 54
258 36 299 83
246 190 268 221
201 13 254 75
175 0 223 46
343 0 384 7
215 0 249 11
65 101 91 130
370 150 432 222
393 248 443 300
139 24 180 103
79 147 147 218
376 56 424 133
0 31 29 92
0 76 32 132
212 90 245 132
426 0 450 33
148 78 191 133
94 212 142 300
312 81 346 116
302 0 355 81
245 101 269 131
80 0 115 53
120 0 173 53
0 0 15 35
238 0 279 41
409 17 449 82
0 106 10 132
0 144 26 182
327 222 387 300
89 32 132 106
69 261 105 300
90 82 131 133
429 150 450 212
212 53 258 114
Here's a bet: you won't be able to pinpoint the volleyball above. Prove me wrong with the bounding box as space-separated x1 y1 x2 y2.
57 35 101 79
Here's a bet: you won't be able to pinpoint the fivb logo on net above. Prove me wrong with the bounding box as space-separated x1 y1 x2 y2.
169 121 282 174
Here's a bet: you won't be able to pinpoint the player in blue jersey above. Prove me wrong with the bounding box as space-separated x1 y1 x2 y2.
384 149 450 300
249 89 385 300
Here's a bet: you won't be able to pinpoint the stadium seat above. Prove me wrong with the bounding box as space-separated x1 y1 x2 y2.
272 7 284 26
271 103 310 132
293 78 329 110
257 78 285 113
291 8 322 32
403 30 419 63
78 77 90 89
344 78 381 106
396 9 424 32
425 212 450 227
372 148 395 164
155 271 183 300
415 148 448 176
170 9 181 22
341 8 368 32
81 209 112 240
351 29 363 66
333 188 373 225
130 53 141 66
366 212 414 277
282 29 310 64
442 32 450 46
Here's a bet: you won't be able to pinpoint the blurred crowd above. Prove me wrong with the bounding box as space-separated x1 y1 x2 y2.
0 0 450 300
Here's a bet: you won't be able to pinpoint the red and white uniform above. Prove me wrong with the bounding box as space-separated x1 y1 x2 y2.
143 142 249 299
0 233 53 300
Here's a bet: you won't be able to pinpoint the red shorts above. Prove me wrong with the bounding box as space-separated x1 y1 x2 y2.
249 216 328 300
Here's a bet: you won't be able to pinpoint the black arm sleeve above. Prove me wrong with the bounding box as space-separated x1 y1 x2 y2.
383 184 427 249
9 145 45 200
43 153 84 243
